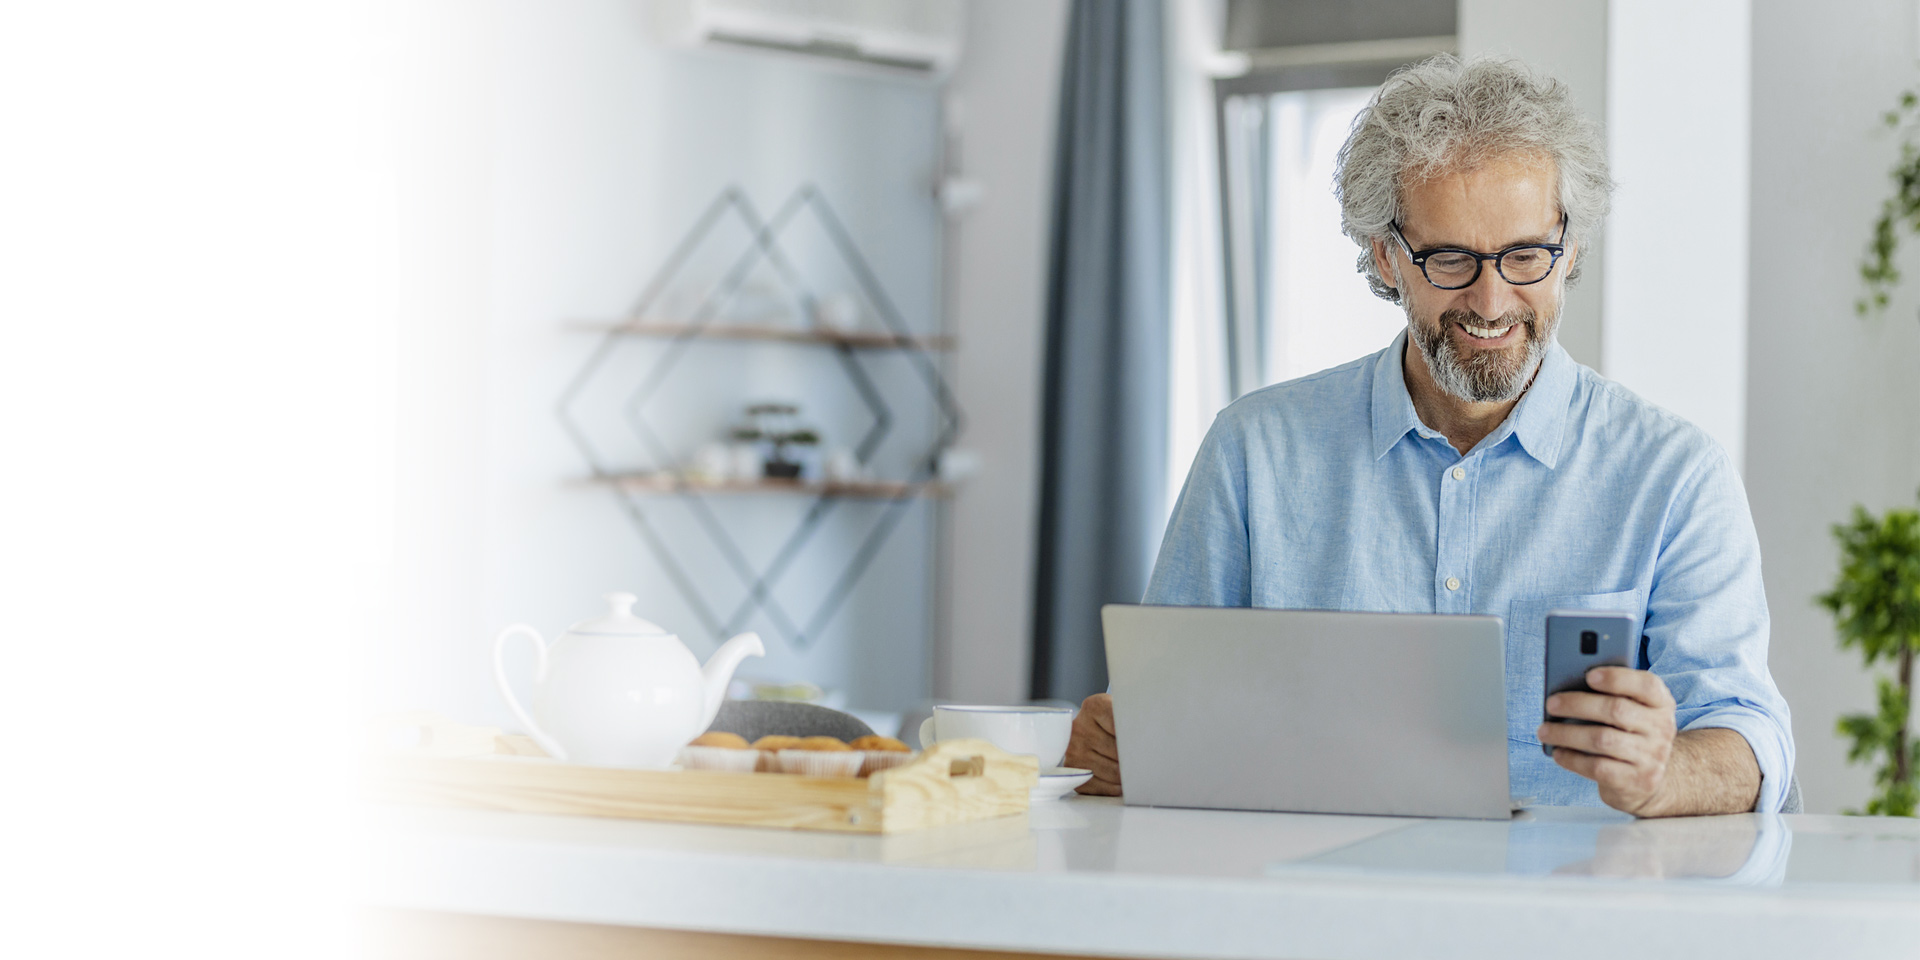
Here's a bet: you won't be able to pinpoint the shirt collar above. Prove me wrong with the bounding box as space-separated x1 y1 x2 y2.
1370 330 1428 461
1369 329 1578 469
1503 339 1576 468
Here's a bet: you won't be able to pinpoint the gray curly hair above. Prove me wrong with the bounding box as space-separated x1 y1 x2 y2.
1336 54 1612 303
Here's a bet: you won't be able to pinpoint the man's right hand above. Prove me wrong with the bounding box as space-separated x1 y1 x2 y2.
1065 693 1121 795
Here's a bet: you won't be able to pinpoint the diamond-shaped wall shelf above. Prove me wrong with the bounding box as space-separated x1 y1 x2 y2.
557 185 962 651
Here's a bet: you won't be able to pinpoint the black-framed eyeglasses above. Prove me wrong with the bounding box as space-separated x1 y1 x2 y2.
1389 214 1569 290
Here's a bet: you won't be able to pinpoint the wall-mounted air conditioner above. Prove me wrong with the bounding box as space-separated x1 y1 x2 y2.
650 0 966 80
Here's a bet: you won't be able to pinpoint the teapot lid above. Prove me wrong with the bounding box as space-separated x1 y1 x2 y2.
568 592 670 637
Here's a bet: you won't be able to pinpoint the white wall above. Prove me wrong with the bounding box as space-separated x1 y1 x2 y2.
388 0 496 731
1465 1 1754 467
937 0 1071 703
385 0 948 728
5 4 386 952
1458 0 1609 372
1462 2 1755 475
1602 0 1752 469
1747 0 1920 814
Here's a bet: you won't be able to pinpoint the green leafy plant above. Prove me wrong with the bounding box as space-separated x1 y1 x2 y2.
1818 497 1920 816
1858 90 1920 315
1834 88 1920 817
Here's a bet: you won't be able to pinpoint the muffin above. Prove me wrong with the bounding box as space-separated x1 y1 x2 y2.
680 730 758 772
750 734 805 773
778 736 864 777
850 735 916 776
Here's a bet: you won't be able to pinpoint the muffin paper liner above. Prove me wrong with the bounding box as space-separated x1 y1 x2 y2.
678 746 759 773
776 749 865 777
859 750 916 777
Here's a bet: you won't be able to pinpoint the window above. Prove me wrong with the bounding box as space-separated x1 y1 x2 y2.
1219 85 1406 394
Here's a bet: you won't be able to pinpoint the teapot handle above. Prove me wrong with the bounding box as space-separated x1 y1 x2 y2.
492 624 567 761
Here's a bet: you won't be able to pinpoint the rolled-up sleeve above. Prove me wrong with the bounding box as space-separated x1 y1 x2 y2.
1645 446 1796 813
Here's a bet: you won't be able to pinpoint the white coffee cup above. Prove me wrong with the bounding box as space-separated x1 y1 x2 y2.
917 704 1075 768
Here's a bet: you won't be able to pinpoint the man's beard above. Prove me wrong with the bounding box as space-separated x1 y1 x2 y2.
1407 304 1555 403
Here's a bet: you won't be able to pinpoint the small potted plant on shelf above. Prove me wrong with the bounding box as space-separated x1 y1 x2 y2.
744 402 822 482
765 427 819 481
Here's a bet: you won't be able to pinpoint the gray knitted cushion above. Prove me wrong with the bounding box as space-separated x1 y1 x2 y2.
705 700 875 743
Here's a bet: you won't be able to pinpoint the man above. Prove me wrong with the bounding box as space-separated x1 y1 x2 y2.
1065 55 1794 816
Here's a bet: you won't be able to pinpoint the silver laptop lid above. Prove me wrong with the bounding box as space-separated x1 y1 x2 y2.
1102 604 1511 820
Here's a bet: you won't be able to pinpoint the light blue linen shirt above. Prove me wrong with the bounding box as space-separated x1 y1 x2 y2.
1144 331 1795 812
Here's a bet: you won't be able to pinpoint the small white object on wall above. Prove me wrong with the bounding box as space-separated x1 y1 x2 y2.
824 448 866 482
936 448 980 484
648 0 967 80
813 291 861 331
937 177 987 216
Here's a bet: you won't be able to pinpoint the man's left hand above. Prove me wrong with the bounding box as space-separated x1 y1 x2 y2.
1536 666 1678 816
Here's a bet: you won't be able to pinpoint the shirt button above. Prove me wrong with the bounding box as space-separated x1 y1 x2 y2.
1451 467 1465 480
1445 577 1461 591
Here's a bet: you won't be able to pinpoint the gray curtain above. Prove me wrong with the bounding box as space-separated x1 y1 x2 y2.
1030 0 1171 703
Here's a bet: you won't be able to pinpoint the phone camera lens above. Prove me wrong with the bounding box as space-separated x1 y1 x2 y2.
1579 630 1598 655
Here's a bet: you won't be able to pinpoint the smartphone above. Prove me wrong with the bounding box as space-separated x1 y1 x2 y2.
1540 610 1637 757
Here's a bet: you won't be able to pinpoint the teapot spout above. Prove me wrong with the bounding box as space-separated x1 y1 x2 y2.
698 632 765 732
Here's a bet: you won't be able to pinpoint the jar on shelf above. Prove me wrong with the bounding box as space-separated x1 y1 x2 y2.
726 424 765 482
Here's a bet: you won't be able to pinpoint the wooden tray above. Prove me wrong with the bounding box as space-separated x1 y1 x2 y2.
365 726 1037 834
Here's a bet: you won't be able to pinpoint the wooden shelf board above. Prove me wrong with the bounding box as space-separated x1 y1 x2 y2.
597 474 950 500
574 321 954 351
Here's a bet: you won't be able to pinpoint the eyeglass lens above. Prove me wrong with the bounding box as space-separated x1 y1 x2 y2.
1423 247 1558 288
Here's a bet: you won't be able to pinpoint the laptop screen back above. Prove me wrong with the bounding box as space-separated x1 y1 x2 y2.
1102 604 1511 820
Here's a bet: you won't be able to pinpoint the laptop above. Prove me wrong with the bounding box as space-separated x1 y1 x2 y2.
1101 604 1514 820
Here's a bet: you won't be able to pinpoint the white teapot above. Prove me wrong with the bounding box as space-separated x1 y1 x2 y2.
492 592 764 767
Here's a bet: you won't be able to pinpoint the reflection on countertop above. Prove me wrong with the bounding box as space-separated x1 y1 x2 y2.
1268 804 1920 889
1276 806 1787 885
364 797 1920 960
369 794 1920 890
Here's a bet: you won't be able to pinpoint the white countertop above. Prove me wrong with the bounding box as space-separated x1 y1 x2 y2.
362 798 1920 960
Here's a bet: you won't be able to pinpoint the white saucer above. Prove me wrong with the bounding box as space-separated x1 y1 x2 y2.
1031 766 1093 802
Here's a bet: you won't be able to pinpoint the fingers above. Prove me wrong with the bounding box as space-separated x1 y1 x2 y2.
1066 742 1121 794
1074 694 1118 759
1585 667 1675 711
1082 693 1116 735
1066 693 1121 795
1537 718 1663 766
1551 741 1664 813
1549 740 1630 779
1543 690 1668 736
1065 737 1121 783
1540 670 1678 816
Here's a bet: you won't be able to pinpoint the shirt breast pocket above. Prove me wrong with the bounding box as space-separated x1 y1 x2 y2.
1505 588 1646 745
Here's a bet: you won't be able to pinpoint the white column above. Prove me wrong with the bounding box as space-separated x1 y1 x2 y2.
1602 0 1752 469
938 0 1072 702
1458 0 1610 372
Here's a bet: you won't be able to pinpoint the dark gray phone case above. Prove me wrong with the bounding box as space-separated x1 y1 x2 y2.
1541 610 1637 757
